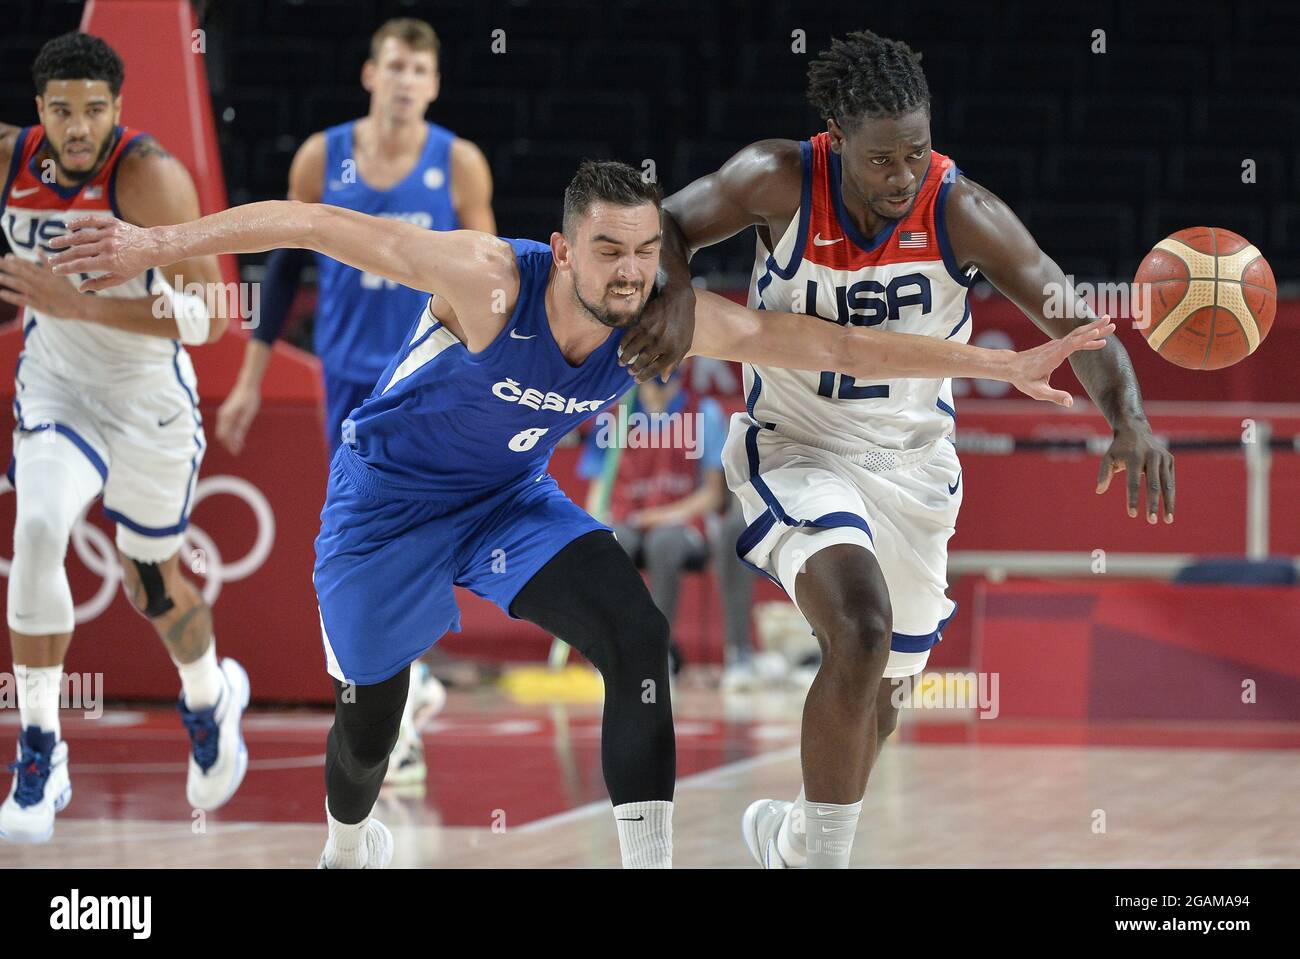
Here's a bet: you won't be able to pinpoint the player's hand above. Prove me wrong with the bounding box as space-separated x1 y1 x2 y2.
0 253 94 319
618 282 696 384
216 380 262 456
45 215 163 292
1097 423 1175 524
1008 316 1114 407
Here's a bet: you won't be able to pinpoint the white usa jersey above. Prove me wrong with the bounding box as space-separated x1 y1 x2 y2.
745 132 978 452
2 124 192 393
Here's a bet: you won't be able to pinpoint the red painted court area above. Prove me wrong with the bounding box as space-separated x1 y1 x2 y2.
0 694 802 828
8 692 1298 833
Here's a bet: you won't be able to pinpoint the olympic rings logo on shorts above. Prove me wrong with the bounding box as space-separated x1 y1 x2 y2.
0 474 276 622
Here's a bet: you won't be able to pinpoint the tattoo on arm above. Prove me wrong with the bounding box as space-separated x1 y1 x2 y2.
130 137 173 162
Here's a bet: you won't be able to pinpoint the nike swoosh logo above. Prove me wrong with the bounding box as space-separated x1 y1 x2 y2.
509 330 536 340
616 815 645 822
819 822 855 833
948 471 962 495
158 411 183 428
812 233 843 246
10 186 39 199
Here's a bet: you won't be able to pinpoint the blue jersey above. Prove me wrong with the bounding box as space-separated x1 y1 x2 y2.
335 238 635 501
315 120 460 385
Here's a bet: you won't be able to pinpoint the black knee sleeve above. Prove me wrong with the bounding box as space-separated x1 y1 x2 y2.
133 560 175 618
512 531 676 803
324 668 410 823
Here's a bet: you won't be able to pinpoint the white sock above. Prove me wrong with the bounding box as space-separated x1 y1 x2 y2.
613 800 673 868
16 663 63 741
174 641 223 710
323 798 371 868
799 793 863 869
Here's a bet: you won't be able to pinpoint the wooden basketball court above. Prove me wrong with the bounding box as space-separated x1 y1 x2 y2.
3 681 1296 868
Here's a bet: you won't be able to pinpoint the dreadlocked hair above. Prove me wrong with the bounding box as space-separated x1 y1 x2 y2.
806 30 930 131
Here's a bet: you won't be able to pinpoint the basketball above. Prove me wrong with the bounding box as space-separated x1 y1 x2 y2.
1133 227 1276 370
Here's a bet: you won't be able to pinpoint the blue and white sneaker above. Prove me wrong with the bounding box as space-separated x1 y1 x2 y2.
0 726 71 843
178 658 250 811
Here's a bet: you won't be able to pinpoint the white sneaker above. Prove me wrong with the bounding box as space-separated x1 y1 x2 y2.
0 727 71 843
178 658 250 811
407 660 447 731
383 722 427 786
382 662 445 785
317 817 394 869
742 798 797 869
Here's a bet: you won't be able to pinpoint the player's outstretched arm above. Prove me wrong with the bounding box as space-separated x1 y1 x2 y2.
945 176 1174 521
46 201 517 335
217 133 325 456
687 290 1114 407
0 137 227 344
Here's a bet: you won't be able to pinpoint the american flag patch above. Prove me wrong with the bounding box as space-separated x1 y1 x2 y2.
898 231 928 249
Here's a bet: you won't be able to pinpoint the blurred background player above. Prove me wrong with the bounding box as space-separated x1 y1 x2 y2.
0 33 242 842
656 30 1174 868
213 18 496 787
577 365 760 687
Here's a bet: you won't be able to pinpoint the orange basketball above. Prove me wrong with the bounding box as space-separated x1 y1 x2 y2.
1132 227 1275 370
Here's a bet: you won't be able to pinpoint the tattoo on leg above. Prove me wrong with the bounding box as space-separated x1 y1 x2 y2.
163 601 212 663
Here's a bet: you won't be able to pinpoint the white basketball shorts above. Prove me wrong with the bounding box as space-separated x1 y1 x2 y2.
10 350 206 562
722 412 961 678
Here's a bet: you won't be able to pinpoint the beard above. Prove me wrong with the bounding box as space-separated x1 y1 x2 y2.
572 281 648 329
52 133 115 184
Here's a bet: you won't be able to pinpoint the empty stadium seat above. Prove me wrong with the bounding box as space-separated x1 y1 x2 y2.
949 93 1065 144
1039 145 1162 200
535 91 650 145
974 45 1087 94
1088 47 1211 95
495 139 618 200
703 91 818 143
1192 96 1300 148
1069 94 1185 145
1168 147 1284 199
1143 202 1267 251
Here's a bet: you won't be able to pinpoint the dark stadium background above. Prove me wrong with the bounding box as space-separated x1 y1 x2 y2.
5 0 1298 319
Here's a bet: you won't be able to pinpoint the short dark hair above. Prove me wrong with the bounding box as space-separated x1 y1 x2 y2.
370 18 440 62
562 160 661 236
32 32 125 97
806 30 930 132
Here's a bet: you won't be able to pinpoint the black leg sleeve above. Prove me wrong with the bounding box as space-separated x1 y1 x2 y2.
324 667 410 823
511 530 676 804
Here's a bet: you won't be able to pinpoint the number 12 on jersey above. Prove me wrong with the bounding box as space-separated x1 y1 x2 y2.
817 372 890 400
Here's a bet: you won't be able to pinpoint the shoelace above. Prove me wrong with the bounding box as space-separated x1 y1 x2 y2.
7 745 51 808
177 698 222 772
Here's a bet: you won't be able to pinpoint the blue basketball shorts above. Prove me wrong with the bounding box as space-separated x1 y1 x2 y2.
313 446 608 684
